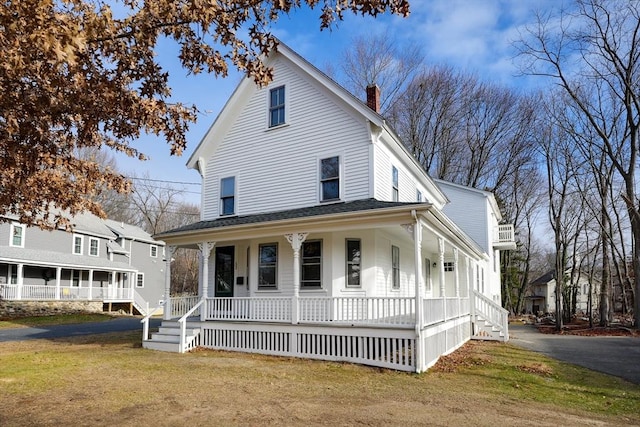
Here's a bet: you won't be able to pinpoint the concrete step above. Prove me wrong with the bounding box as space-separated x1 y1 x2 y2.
143 340 181 352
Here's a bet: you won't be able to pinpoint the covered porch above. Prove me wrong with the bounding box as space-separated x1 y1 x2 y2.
145 200 509 372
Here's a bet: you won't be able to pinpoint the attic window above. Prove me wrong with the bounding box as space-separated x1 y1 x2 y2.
269 86 285 127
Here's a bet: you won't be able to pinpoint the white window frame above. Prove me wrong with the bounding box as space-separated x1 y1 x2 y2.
136 273 144 288
268 85 286 128
150 245 158 258
345 239 361 288
258 243 278 290
72 234 84 255
319 155 341 203
444 261 455 272
392 166 399 202
89 238 99 257
417 190 423 202
220 176 236 216
9 223 25 248
391 245 400 289
301 240 323 289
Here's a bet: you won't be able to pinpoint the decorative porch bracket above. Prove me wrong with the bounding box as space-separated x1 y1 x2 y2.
163 246 177 320
197 241 216 321
285 232 308 325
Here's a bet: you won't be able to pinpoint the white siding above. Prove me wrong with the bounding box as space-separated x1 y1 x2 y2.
438 184 490 252
202 56 371 220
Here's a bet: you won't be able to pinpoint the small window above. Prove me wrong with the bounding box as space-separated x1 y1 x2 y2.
89 238 99 256
392 245 400 289
150 245 158 258
258 243 278 289
73 235 83 255
320 156 340 201
444 261 455 272
417 190 423 202
269 86 285 127
345 239 361 288
136 273 144 288
392 166 399 202
301 240 322 289
220 176 235 216
10 223 25 247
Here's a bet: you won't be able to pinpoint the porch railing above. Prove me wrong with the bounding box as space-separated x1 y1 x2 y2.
0 284 134 301
495 224 515 243
297 297 415 326
473 290 509 340
170 295 201 318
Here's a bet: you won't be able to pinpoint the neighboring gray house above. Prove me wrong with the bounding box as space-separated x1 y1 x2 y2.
526 269 600 315
0 212 166 315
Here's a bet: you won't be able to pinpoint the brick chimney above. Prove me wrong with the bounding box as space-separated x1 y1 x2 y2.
366 84 380 113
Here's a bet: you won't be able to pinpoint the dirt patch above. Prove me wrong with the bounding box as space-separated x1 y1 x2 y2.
431 341 491 373
517 362 554 376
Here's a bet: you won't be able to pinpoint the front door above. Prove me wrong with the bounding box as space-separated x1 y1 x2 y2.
215 246 234 297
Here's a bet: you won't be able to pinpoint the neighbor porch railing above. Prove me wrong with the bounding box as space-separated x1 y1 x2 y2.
0 284 134 301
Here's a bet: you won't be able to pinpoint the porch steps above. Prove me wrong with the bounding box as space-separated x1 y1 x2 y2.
472 315 506 341
142 320 201 353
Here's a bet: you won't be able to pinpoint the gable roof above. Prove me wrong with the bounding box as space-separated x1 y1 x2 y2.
434 179 503 222
104 219 164 246
185 39 448 208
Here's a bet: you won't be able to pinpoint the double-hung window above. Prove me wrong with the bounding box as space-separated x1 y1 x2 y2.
320 156 340 202
258 243 278 289
150 245 158 258
73 235 83 255
301 240 322 289
345 239 361 288
392 166 399 201
269 86 285 127
220 176 236 216
89 238 99 256
10 223 25 247
391 245 400 289
136 273 144 288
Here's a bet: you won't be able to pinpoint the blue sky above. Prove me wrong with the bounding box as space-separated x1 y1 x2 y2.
115 0 559 204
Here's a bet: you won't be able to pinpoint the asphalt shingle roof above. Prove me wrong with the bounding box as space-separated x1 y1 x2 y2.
157 199 428 237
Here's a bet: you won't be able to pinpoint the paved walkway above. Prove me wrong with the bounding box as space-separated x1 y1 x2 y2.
0 316 161 343
509 323 640 385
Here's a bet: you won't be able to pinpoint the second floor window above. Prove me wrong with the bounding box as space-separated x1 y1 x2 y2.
269 86 285 127
73 235 83 255
220 176 235 216
89 238 99 256
392 166 399 201
258 243 278 289
150 245 158 258
301 240 322 289
10 223 24 247
320 156 340 201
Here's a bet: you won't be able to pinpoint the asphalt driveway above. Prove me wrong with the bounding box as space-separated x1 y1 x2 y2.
509 323 640 385
0 316 161 342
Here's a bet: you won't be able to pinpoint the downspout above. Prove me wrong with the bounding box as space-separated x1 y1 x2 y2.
412 210 424 372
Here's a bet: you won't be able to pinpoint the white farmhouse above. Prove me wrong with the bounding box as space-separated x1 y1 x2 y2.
146 41 516 372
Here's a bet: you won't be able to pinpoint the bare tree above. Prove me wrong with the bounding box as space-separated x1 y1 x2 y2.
516 0 640 327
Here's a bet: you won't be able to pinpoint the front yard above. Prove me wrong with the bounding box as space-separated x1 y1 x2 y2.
1 330 638 426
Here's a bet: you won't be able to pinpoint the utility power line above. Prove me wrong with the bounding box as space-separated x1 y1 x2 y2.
125 176 201 186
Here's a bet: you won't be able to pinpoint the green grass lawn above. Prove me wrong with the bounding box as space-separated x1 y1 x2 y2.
0 330 638 426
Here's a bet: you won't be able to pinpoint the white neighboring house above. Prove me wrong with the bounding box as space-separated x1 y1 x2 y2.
145 41 516 372
0 212 166 315
526 270 599 315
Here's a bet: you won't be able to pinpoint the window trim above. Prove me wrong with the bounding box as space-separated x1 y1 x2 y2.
417 190 423 202
391 245 400 289
136 272 144 288
319 155 341 203
444 261 455 272
220 176 236 216
72 234 83 255
345 238 361 288
258 243 278 290
392 166 399 202
268 85 286 128
89 238 99 257
150 245 158 258
301 239 323 289
9 223 25 248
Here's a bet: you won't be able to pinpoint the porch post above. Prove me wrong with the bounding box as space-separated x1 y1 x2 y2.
438 238 446 319
55 267 61 300
163 246 176 320
286 232 308 325
412 214 424 372
88 269 94 300
198 241 215 321
453 248 459 297
16 263 23 300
